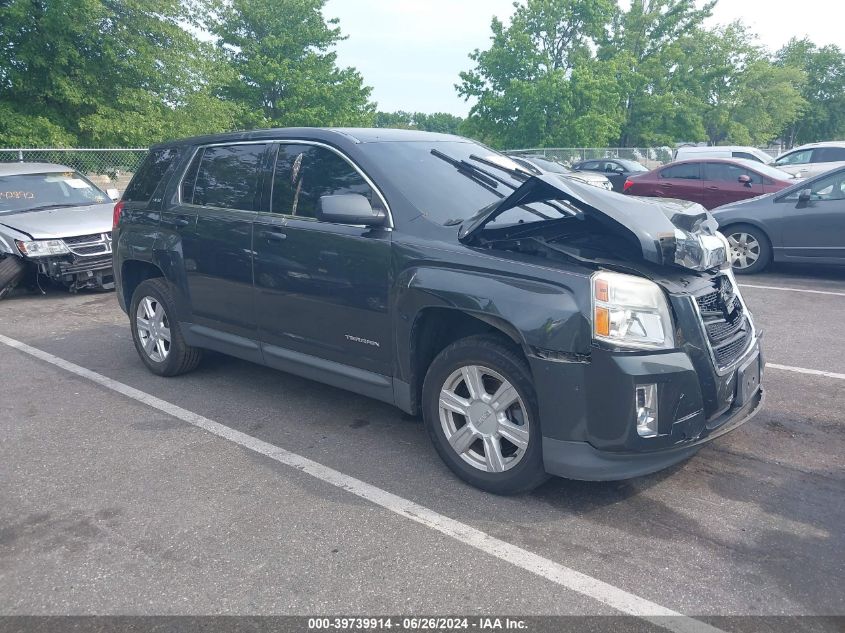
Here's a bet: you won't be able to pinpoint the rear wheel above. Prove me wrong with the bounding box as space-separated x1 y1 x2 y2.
422 335 548 494
724 224 771 274
130 278 202 376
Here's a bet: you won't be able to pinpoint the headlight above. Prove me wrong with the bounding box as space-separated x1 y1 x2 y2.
592 271 675 350
15 239 71 258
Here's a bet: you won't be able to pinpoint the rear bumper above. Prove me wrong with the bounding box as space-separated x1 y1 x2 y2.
542 385 763 480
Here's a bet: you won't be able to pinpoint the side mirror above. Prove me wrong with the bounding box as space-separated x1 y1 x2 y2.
798 188 812 203
317 193 387 227
738 175 752 186
614 167 625 174
106 188 120 201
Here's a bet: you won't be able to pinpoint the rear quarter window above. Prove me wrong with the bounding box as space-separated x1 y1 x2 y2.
123 148 179 203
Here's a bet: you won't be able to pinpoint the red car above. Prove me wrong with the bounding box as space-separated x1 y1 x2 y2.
623 158 798 209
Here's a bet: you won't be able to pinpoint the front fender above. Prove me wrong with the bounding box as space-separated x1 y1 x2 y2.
394 264 591 381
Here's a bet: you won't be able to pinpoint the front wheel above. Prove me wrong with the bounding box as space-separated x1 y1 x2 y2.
422 335 549 494
724 224 771 274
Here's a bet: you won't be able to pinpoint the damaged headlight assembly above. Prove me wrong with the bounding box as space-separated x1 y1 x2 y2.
15 239 70 258
592 271 675 350
666 228 730 272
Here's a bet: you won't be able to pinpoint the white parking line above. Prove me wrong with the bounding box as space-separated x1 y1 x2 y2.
768 363 845 380
0 332 722 633
739 283 845 297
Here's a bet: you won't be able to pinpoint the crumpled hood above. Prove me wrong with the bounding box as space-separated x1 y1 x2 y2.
0 203 113 239
459 174 727 271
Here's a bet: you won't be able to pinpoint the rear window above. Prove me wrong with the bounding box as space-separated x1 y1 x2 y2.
190 143 268 210
661 163 700 179
814 147 845 162
123 149 178 203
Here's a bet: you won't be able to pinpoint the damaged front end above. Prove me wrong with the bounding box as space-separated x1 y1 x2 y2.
16 232 115 292
459 173 729 273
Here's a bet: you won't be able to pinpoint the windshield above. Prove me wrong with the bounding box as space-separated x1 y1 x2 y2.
361 141 570 226
0 171 108 214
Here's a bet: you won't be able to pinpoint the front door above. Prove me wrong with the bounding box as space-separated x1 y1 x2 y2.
701 162 763 209
775 170 845 261
253 143 393 383
176 142 269 347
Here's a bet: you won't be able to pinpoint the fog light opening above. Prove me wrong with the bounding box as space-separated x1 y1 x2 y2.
636 384 658 438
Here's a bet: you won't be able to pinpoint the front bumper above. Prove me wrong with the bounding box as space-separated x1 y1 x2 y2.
542 385 763 480
34 254 114 292
532 336 764 480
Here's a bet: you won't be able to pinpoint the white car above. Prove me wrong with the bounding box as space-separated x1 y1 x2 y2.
674 145 774 165
772 141 845 178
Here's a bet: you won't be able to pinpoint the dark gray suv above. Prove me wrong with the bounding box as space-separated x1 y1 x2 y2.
114 128 763 494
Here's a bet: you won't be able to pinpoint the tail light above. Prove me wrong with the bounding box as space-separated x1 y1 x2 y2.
112 200 125 230
623 179 634 193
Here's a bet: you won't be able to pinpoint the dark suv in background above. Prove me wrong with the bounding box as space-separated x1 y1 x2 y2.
114 128 763 494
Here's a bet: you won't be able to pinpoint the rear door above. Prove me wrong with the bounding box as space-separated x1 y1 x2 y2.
656 162 703 204
774 170 845 261
702 162 763 208
174 142 270 353
253 142 393 384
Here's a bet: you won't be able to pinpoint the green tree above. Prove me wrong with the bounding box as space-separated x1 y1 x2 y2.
457 0 619 148
0 0 235 146
213 0 375 128
676 24 805 145
777 38 845 145
601 0 716 146
375 111 464 134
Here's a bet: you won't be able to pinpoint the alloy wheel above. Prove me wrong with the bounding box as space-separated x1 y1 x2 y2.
438 365 530 473
728 232 761 270
136 296 171 362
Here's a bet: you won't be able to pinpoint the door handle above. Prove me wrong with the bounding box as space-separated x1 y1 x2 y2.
260 228 287 241
706 186 719 190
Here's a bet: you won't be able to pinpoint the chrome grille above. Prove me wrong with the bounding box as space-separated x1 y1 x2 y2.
695 276 753 371
62 232 112 257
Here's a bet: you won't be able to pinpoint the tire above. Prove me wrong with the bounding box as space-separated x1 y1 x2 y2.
0 255 27 300
422 335 549 494
130 278 202 376
723 224 771 274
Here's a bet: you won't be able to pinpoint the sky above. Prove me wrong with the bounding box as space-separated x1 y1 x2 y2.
323 0 845 116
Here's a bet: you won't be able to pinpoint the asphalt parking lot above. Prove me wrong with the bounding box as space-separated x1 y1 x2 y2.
1 263 843 627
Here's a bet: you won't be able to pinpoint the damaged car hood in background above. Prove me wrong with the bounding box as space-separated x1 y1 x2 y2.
458 174 728 272
0 203 113 239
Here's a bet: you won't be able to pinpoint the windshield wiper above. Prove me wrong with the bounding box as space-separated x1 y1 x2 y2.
430 149 502 189
15 203 93 213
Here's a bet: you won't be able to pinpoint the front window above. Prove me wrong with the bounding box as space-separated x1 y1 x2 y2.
703 163 750 183
0 171 108 214
271 144 384 218
785 170 845 201
359 141 569 226
775 149 813 166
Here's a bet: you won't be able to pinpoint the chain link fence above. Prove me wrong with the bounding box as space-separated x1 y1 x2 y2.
0 148 148 194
